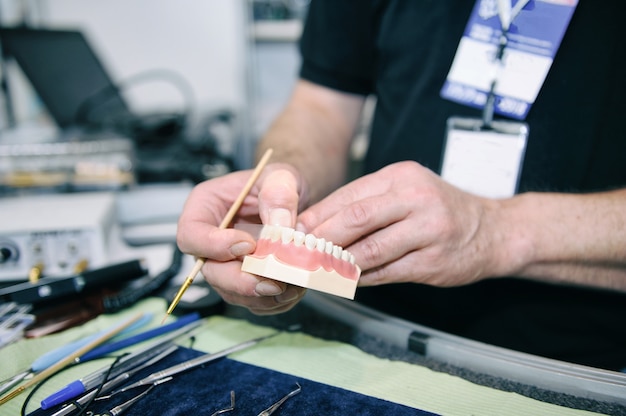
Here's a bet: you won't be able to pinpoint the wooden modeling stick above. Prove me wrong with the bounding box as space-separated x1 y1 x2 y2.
0 312 143 406
162 148 274 323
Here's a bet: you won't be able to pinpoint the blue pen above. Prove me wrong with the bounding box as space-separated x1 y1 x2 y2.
0 313 150 397
42 342 178 412
40 313 201 410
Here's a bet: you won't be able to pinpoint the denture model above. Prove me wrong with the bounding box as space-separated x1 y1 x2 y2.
241 225 361 299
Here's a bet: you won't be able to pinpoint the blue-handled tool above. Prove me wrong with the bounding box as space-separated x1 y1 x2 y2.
0 313 150 397
40 313 201 410
77 312 199 362
32 313 152 372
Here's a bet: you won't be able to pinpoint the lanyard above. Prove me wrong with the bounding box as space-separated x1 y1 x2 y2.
497 0 531 32
482 0 531 127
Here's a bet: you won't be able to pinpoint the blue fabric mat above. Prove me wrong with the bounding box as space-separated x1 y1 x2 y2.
31 347 438 415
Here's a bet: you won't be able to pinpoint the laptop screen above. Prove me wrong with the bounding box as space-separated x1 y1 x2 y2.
0 27 131 129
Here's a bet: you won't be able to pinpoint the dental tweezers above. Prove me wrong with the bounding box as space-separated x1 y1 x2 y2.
257 383 301 416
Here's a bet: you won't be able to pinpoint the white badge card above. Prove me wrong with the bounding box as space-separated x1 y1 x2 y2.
440 0 578 120
441 117 528 199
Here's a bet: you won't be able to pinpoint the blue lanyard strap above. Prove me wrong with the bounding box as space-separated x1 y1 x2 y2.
483 0 532 127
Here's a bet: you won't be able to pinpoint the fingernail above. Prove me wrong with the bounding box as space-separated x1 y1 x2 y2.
275 287 300 303
255 280 282 296
230 241 254 257
269 208 292 227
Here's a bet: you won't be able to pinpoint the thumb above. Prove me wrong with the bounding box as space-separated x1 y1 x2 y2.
258 168 300 227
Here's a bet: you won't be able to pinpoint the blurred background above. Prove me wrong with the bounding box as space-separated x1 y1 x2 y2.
0 0 310 290
0 0 309 192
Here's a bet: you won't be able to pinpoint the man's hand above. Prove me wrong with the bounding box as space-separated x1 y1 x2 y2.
176 163 308 315
297 161 510 287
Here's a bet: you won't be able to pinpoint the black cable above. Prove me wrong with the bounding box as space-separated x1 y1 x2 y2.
19 354 125 416
102 245 183 313
73 353 129 416
74 68 196 137
16 248 183 413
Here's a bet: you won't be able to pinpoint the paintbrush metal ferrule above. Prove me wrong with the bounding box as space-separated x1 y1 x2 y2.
162 276 194 324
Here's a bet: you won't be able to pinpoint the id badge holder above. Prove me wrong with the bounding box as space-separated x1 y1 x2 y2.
441 117 528 199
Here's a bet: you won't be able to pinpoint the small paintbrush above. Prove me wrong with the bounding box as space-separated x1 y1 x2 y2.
161 148 274 323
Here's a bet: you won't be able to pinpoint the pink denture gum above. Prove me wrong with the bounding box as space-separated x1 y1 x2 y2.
240 225 361 299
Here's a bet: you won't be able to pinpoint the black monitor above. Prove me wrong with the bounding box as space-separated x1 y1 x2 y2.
0 26 131 129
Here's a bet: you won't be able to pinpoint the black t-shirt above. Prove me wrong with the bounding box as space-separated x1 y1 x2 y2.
299 0 626 370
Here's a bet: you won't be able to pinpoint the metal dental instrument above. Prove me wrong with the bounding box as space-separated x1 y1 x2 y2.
51 345 179 416
43 319 202 410
0 370 30 398
210 390 236 416
0 312 143 406
0 303 32 330
92 345 178 401
107 332 278 397
162 147 274 322
0 305 34 392
257 383 301 416
2 322 112 398
0 312 34 348
90 377 172 416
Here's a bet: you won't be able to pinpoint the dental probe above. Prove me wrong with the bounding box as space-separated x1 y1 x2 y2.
162 148 274 323
108 332 278 395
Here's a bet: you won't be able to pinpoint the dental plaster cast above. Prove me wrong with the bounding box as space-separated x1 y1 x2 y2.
241 225 361 299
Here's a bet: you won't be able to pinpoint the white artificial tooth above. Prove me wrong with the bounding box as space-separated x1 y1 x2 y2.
293 231 305 246
349 253 356 264
281 227 294 244
342 251 350 262
305 234 317 250
316 238 325 252
269 225 281 242
325 241 333 254
262 225 272 239
332 245 342 259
